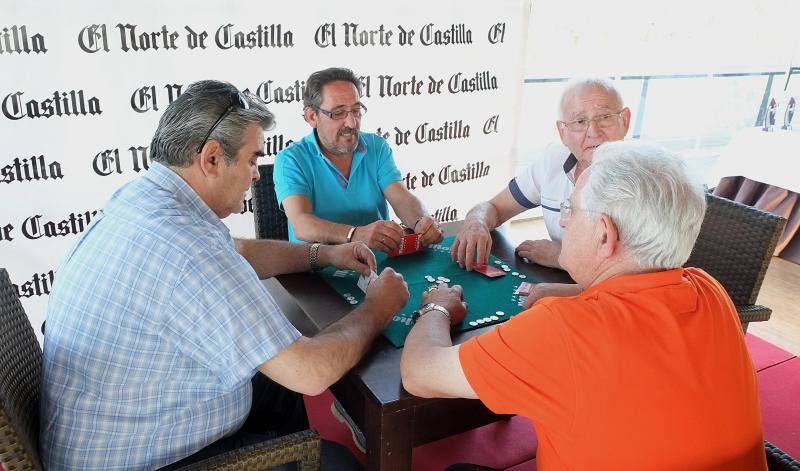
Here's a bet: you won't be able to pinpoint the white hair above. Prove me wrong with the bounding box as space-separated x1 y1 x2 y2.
579 140 706 269
559 77 624 120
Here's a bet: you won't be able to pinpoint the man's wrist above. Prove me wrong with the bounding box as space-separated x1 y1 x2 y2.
413 303 451 323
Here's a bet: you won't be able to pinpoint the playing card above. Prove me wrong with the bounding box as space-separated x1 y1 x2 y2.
388 233 422 257
515 282 534 296
357 270 379 293
474 264 506 278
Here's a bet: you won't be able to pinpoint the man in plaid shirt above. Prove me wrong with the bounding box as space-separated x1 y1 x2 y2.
40 80 408 470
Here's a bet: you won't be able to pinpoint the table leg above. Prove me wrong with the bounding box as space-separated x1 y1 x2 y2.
363 400 413 471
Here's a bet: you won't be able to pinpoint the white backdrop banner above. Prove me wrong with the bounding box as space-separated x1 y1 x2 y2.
0 0 530 343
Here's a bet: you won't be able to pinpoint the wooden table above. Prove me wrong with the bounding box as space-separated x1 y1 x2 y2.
263 222 573 470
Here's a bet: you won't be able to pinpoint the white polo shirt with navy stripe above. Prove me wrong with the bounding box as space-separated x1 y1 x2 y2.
508 143 577 242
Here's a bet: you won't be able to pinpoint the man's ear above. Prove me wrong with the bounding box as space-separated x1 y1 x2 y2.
303 106 318 128
198 140 223 178
556 120 566 144
596 213 620 259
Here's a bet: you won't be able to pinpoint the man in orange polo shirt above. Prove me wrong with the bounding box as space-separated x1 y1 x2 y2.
401 140 767 470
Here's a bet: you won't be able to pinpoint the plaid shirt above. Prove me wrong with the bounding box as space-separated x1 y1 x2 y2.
40 162 300 470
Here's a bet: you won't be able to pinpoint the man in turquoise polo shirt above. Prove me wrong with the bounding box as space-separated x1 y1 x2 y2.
274 67 443 254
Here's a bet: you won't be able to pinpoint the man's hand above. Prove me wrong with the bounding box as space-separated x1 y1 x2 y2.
516 239 562 268
451 219 492 271
353 220 405 254
420 284 468 327
414 215 444 247
363 268 410 327
319 242 376 277
522 282 583 309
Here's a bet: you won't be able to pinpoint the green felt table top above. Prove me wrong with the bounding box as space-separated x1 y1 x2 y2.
319 237 539 347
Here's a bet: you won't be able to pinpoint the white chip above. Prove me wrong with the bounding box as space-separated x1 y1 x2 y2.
501 265 509 269
469 321 478 327
496 311 505 316
494 260 502 265
519 274 527 279
502 267 511 272
483 317 493 323
440 277 451 283
349 299 358 305
490 315 499 321
512 271 519 276
476 318 485 324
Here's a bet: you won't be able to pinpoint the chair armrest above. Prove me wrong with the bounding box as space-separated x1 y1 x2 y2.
765 440 800 470
175 429 321 471
736 305 772 324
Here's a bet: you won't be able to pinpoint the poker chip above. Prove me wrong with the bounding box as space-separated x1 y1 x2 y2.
494 260 502 264
440 277 451 283
495 311 505 316
502 267 511 272
469 321 478 327
490 315 499 321
349 299 358 305
476 318 485 324
482 317 493 323
519 275 527 279
501 265 509 269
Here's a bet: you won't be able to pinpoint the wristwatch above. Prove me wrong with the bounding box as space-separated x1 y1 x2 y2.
413 302 451 323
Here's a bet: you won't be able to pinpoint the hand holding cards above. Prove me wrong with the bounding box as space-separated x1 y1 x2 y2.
357 270 379 293
388 233 422 257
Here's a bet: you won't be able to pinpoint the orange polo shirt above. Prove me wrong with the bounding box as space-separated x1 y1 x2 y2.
460 268 766 471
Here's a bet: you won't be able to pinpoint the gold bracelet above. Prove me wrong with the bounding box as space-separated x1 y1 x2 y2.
309 242 321 271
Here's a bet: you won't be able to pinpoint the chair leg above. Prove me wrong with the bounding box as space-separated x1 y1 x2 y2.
741 322 749 333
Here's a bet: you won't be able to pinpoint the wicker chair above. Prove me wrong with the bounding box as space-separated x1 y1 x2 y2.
767 440 800 470
0 268 321 471
684 193 787 332
253 163 290 241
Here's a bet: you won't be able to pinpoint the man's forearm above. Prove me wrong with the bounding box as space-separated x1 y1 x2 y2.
235 239 311 279
464 201 500 230
401 313 457 397
261 299 390 395
291 213 354 244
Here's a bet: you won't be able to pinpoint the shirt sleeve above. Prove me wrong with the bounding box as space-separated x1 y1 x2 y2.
274 148 311 207
162 247 301 388
374 137 403 190
509 160 542 209
459 305 576 431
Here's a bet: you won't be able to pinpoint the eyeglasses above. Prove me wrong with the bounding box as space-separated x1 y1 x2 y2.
558 110 624 133
196 90 250 153
559 200 600 221
315 103 367 120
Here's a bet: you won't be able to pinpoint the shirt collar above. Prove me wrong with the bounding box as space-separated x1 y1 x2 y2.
562 153 577 174
581 268 687 298
309 129 368 170
144 162 230 235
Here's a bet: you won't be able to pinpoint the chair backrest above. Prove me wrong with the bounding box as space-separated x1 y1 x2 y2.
0 268 43 470
685 193 787 306
252 164 289 241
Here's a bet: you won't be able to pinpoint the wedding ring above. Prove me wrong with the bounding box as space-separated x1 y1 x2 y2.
426 285 439 293
380 237 385 243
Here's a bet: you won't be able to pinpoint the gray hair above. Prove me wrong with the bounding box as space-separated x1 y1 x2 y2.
150 80 275 167
302 67 362 110
559 77 624 119
579 140 706 269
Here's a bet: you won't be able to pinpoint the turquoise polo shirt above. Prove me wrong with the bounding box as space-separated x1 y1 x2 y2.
274 130 403 242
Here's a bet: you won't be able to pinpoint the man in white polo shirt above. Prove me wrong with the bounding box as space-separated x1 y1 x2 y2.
451 77 630 302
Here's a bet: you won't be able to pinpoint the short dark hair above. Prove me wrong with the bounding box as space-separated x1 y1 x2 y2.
302 67 362 110
150 80 275 167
